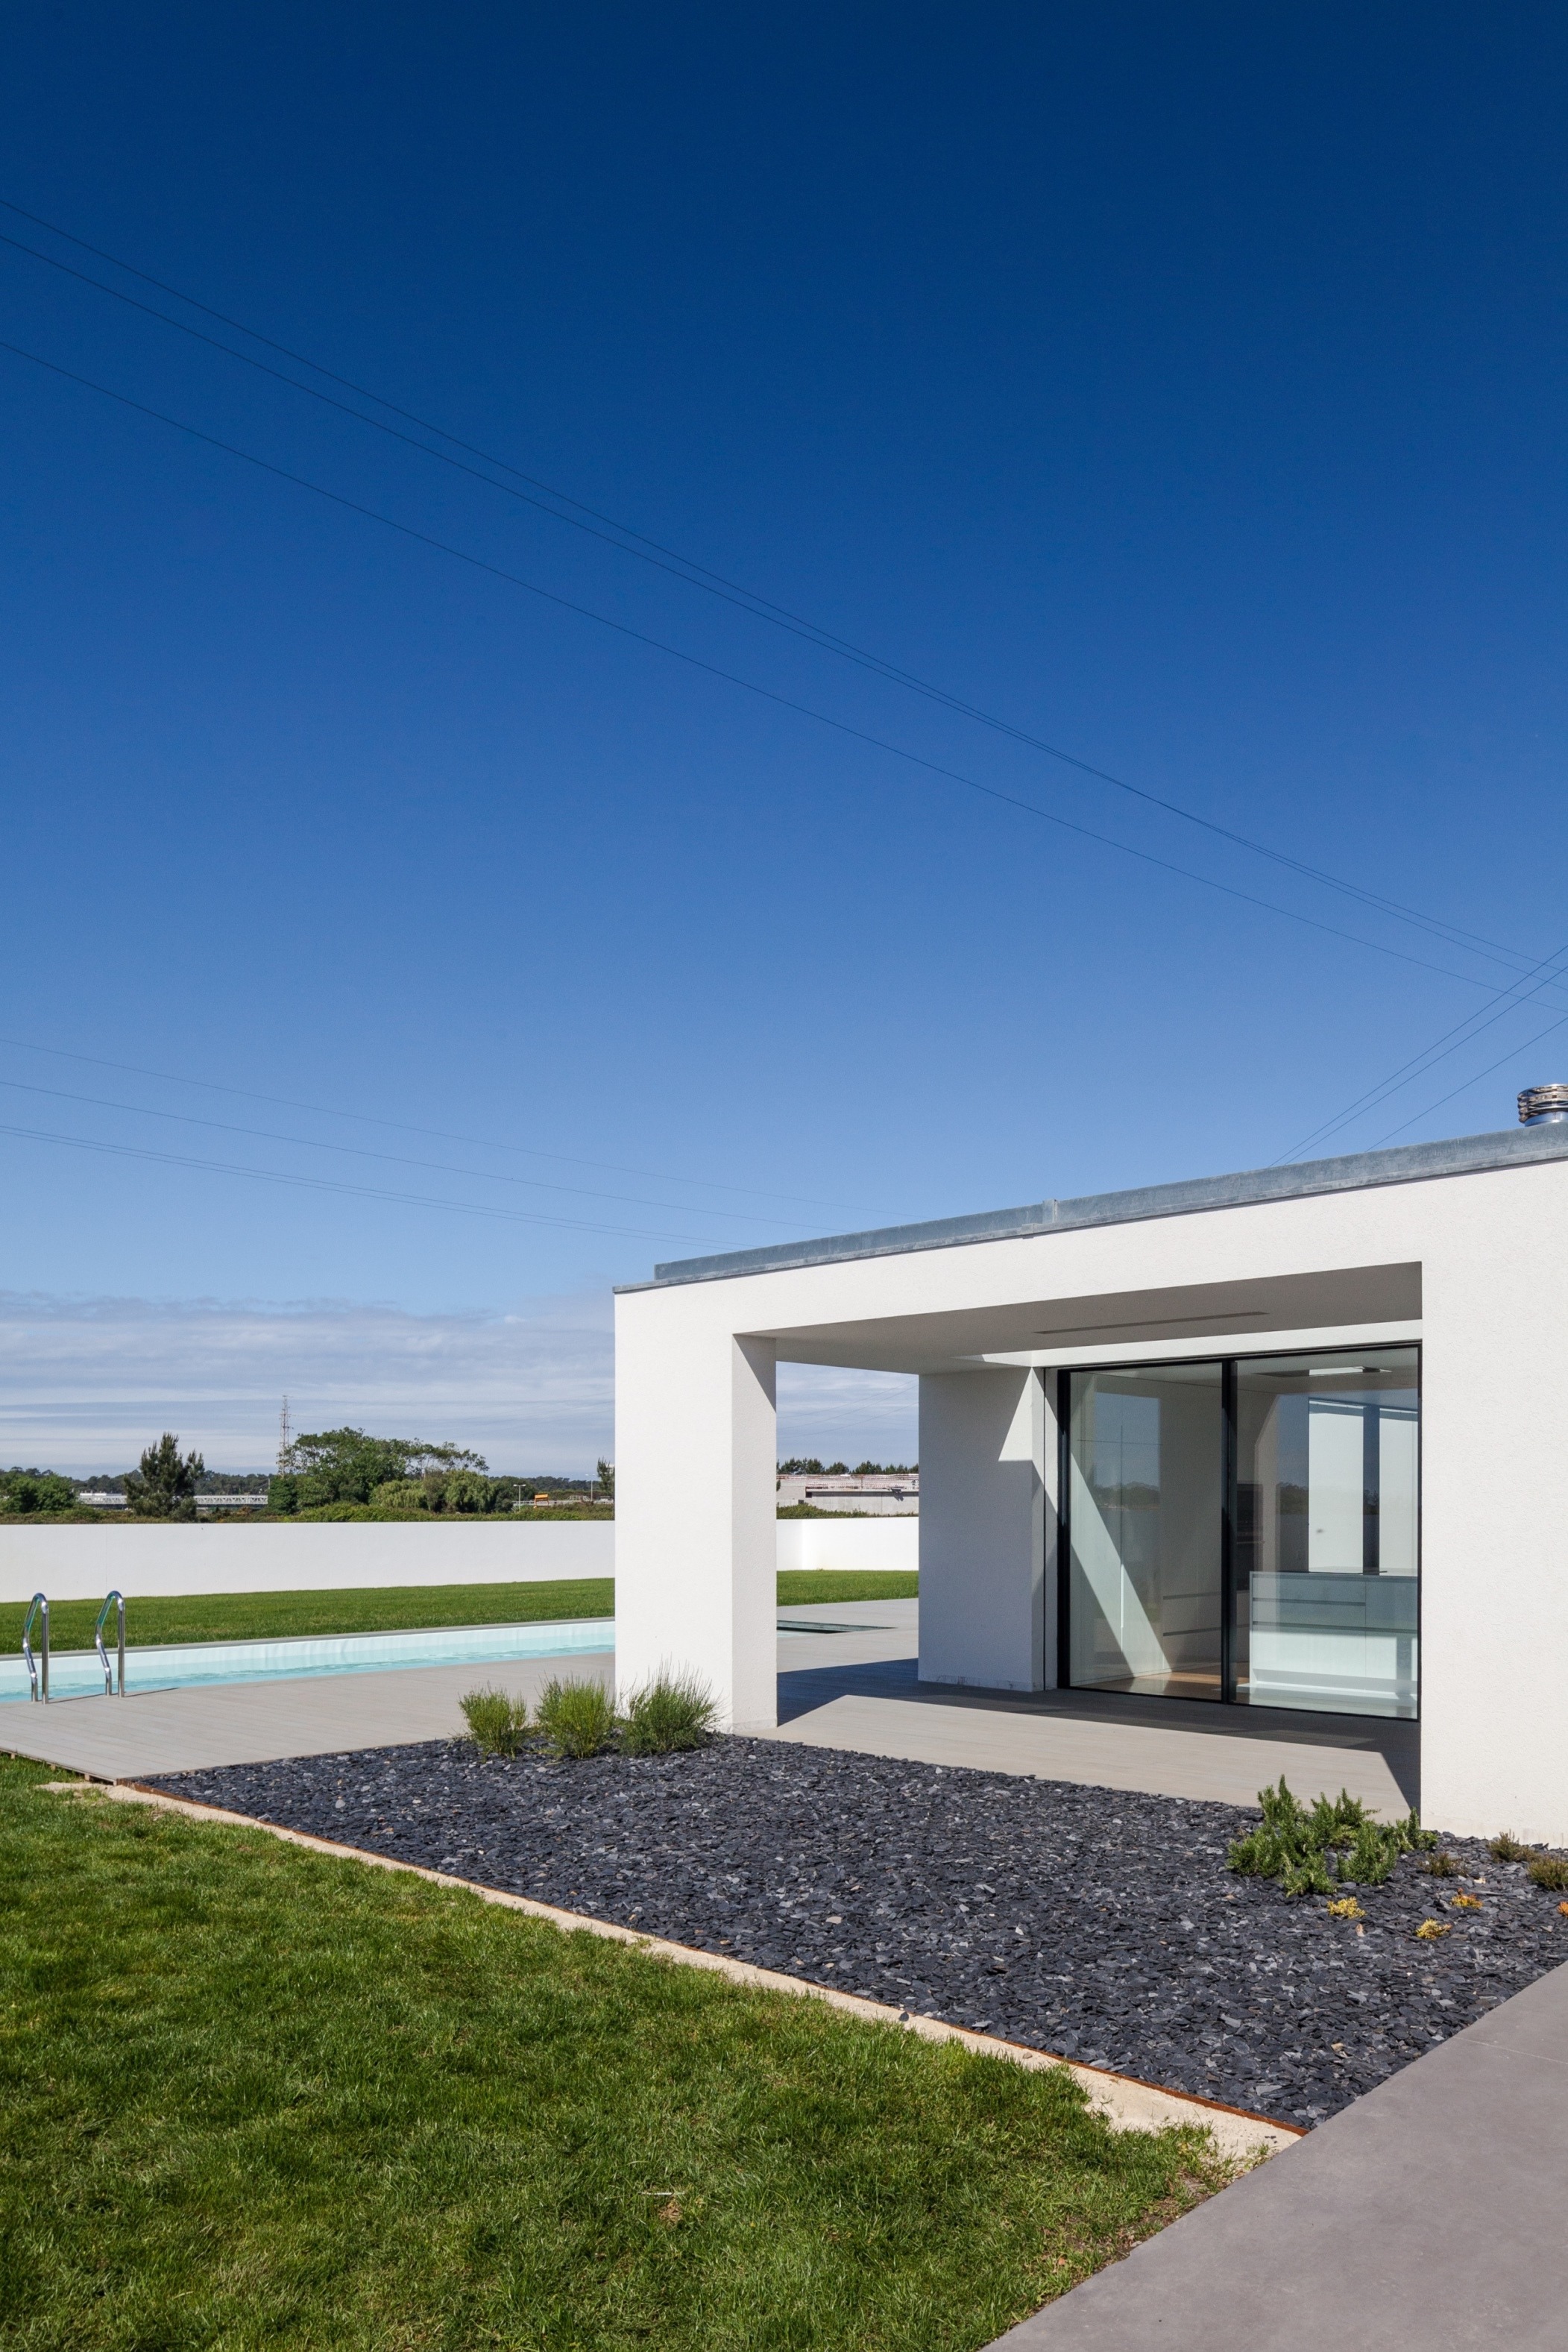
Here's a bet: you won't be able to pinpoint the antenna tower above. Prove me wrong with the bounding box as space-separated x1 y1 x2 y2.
277 1394 293 1472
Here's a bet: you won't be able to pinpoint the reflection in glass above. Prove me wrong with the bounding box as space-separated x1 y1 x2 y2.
1234 1349 1419 1718
1067 1363 1224 1700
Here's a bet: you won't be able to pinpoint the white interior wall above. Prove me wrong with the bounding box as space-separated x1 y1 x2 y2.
919 1368 1045 1691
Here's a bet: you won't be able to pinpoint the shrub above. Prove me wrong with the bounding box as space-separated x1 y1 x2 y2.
1490 1831 1531 1864
1424 1851 1458 1877
620 1671 717 1755
372 1480 430 1513
535 1676 616 1758
1527 1852 1568 1891
0 1469 79 1516
459 1688 529 1756
1227 1777 1434 1898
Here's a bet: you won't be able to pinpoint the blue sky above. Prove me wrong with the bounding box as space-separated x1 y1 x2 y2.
2 6 1566 1468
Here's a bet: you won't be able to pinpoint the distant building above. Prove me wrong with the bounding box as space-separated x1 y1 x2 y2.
775 1474 918 1515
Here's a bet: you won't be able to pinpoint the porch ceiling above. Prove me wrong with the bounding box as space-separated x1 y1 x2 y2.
755 1261 1422 1373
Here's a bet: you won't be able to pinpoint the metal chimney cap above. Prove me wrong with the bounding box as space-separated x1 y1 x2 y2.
1519 1084 1568 1126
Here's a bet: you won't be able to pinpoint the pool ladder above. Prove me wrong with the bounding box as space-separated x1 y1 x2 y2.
21 1589 126 1701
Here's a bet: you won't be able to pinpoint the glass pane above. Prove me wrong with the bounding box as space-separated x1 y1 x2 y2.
1068 1363 1224 1700
1234 1348 1419 1719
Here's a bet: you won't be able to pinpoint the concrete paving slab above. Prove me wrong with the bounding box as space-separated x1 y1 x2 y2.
988 1954 1568 2351
766 1686 1411 1813
0 1651 613 1779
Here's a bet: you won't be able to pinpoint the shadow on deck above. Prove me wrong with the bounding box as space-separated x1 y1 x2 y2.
776 1653 1420 1811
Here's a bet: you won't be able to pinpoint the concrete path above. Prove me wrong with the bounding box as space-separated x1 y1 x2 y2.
989 1952 1568 2350
772 1606 1415 1816
0 1651 614 1779
3 1594 1416 1817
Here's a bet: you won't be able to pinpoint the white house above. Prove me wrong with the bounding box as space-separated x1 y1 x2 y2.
615 1096 1568 1843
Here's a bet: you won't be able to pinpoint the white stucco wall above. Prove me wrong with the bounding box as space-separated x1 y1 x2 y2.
919 1368 1047 1691
614 1291 779 1729
775 1518 919 1574
0 1520 615 1605
614 1142 1568 1843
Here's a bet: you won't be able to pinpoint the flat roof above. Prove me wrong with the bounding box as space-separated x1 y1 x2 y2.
624 1121 1568 1292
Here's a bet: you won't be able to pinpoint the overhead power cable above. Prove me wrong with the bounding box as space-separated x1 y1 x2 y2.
0 333 1545 1005
0 1034 872 1216
0 1118 736 1245
0 1075 837 1231
1273 937 1568 1163
0 195 1547 987
1364 1006 1568 1148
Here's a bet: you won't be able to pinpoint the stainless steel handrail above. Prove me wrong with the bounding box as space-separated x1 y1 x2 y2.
22 1593 48 1703
95 1590 126 1697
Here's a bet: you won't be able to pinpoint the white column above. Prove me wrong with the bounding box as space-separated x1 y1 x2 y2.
919 1367 1046 1691
614 1289 778 1731
1419 1179 1568 1843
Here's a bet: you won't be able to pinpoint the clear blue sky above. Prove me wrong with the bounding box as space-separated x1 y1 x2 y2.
3 7 1566 1468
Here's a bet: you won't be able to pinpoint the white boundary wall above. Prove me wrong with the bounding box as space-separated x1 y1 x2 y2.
775 1518 918 1575
0 1521 615 1604
0 1515 916 1604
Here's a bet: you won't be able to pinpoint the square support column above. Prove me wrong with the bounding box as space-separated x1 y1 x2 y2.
919 1367 1048 1692
615 1292 777 1730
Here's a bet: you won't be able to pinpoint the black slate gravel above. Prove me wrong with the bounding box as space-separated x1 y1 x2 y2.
149 1738 1568 2131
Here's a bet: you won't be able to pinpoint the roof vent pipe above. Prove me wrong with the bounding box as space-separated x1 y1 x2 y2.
1518 1084 1568 1126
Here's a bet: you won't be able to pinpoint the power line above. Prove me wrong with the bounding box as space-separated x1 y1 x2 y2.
0 1034 872 1216
0 1118 740 1244
0 1073 831 1231
0 195 1548 987
1273 937 1568 1163
0 333 1544 1005
1364 1010 1568 1149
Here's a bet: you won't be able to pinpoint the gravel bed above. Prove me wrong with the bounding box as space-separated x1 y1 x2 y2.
149 1738 1568 2131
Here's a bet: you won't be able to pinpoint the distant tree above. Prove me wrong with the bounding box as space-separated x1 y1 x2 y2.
777 1459 824 1476
280 1427 487 1511
825 1462 848 1477
596 1457 615 1502
123 1433 204 1521
853 1461 881 1476
0 1468 79 1516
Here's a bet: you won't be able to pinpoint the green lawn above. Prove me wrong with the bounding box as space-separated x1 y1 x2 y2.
0 1572 916 1653
0 1756 1223 2350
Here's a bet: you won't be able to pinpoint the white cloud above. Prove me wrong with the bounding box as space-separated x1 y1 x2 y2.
0 1289 614 1474
0 1291 919 1476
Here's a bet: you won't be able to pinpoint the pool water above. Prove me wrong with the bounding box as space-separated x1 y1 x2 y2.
0 1617 614 1702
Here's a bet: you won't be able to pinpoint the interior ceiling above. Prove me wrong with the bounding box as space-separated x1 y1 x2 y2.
758 1263 1422 1374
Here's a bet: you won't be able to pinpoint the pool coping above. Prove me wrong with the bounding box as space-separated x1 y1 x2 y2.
46 1775 1300 2166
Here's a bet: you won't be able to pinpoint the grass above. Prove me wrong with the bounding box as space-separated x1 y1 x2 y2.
0 1755 1221 2351
459 1685 532 1755
0 1571 917 1655
535 1673 620 1757
0 1578 617 1654
776 1570 919 1606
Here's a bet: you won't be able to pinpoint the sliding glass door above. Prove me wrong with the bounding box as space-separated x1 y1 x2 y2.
1233 1349 1418 1718
1063 1345 1419 1720
1066 1362 1226 1701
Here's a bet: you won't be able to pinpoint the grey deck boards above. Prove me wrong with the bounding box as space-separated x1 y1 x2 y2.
988 1952 1568 2350
0 1652 613 1779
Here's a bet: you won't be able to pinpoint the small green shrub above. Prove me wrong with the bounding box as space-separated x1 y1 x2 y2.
1490 1831 1531 1864
1227 1777 1434 1898
620 1671 717 1755
535 1676 616 1758
1424 1851 1458 1877
1527 1852 1568 1891
459 1687 529 1755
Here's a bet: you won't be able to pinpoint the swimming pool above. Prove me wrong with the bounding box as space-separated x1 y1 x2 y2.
0 1617 614 1702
